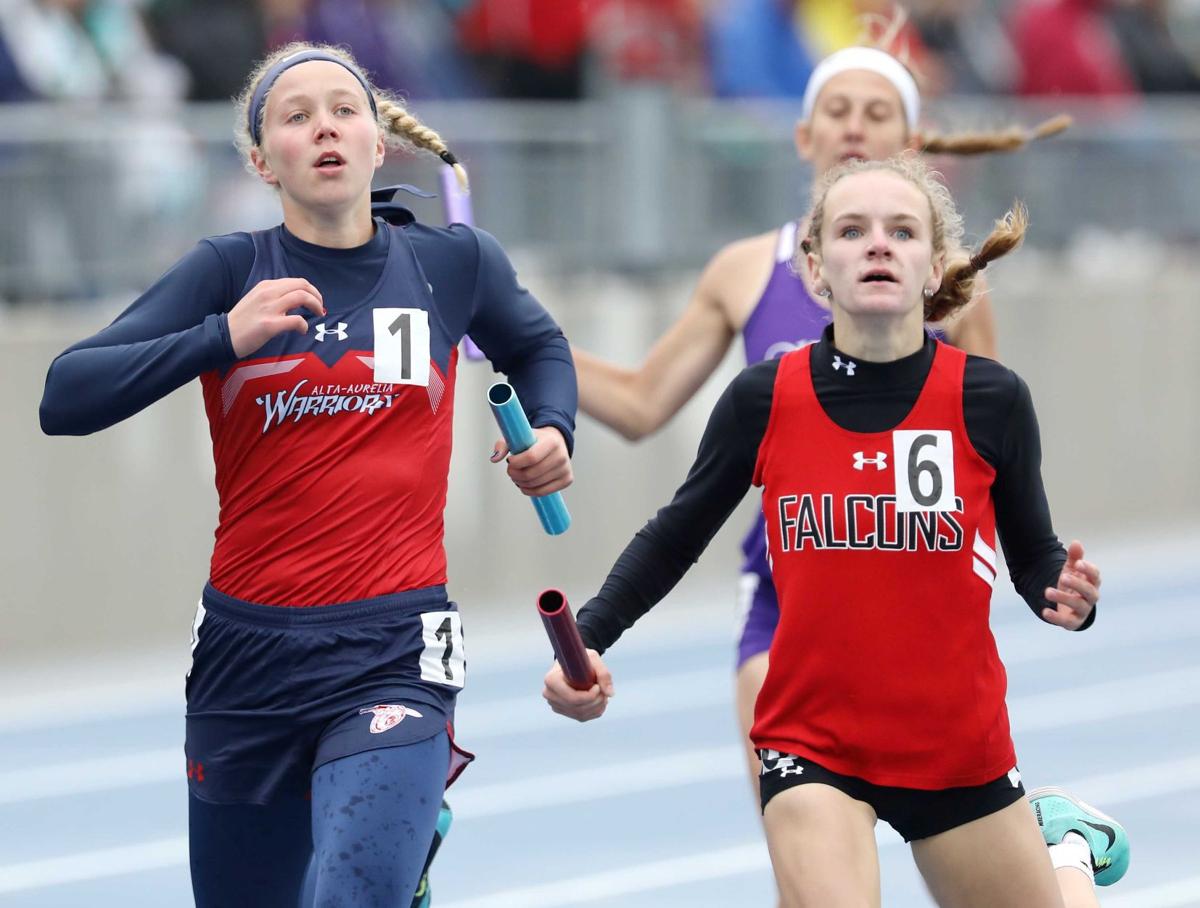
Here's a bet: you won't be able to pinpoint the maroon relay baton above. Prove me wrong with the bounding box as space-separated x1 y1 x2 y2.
537 589 597 691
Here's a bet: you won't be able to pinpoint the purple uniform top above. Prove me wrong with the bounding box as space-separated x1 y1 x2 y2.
740 222 833 366
735 224 831 665
739 222 832 574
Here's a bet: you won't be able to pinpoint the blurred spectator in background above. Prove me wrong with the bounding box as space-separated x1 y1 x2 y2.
1165 1 1200 75
456 0 591 98
588 0 706 91
0 0 187 101
0 28 33 100
0 0 195 303
144 0 273 101
298 0 477 98
1107 0 1200 92
706 0 816 97
908 0 1019 93
1009 0 1137 95
705 0 937 98
147 0 475 102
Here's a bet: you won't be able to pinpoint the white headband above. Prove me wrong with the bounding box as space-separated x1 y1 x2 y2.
801 47 920 132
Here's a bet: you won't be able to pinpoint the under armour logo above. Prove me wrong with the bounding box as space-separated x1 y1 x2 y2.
359 704 423 735
852 451 887 470
186 759 205 783
761 750 805 777
314 322 348 342
832 355 857 375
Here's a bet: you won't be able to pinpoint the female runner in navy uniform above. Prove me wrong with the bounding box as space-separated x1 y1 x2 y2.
545 154 1128 906
40 43 576 908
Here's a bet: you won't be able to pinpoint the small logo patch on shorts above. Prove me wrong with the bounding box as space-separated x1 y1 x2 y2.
760 749 806 778
359 704 424 735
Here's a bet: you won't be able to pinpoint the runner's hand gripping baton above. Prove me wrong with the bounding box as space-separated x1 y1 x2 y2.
440 164 485 361
488 382 571 535
537 589 596 691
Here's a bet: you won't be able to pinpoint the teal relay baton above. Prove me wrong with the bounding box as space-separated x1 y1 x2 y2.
488 382 571 535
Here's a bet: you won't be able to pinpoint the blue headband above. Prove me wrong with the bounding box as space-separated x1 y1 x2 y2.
248 50 378 146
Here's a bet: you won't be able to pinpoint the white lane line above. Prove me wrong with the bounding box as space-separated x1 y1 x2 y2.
440 752 1200 908
1104 875 1200 908
0 837 188 895
1009 665 1200 733
446 748 1200 826
457 668 724 739
1058 754 1200 808
2 751 1199 895
0 748 180 806
0 587 1195 738
436 843 772 908
0 668 730 805
8 657 1200 807
460 612 1200 740
0 686 180 734
453 746 740 819
0 667 730 806
0 748 744 895
995 596 1200 665
0 609 738 735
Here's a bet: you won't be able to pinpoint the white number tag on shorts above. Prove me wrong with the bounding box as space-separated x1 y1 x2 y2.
892 430 956 512
373 308 430 386
419 611 465 688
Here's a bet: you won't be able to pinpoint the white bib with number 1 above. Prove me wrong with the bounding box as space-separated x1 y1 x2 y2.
373 308 430 386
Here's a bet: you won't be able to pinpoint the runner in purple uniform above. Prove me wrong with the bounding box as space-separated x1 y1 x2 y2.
571 42 1122 908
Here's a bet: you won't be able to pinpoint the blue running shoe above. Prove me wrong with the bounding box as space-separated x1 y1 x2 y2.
411 800 453 908
1029 787 1129 886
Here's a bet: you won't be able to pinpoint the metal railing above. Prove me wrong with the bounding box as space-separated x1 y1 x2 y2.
1 93 1197 301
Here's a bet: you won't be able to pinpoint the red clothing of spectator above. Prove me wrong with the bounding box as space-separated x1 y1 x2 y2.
457 0 589 69
591 0 704 83
1010 0 1136 95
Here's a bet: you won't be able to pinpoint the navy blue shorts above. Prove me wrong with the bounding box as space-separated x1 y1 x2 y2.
758 749 1025 842
185 583 472 805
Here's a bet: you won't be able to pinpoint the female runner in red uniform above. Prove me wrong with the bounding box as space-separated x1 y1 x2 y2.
546 154 1126 906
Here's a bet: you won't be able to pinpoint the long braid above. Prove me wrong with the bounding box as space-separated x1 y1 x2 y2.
855 8 1073 159
377 97 469 193
920 115 1073 156
927 204 1028 321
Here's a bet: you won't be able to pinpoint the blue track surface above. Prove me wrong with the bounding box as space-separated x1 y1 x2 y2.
1 556 1197 907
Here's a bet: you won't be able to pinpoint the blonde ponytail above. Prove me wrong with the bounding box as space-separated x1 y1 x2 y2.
920 115 1072 157
377 98 469 193
927 204 1028 321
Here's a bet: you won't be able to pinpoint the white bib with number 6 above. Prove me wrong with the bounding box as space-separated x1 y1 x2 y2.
893 430 957 512
373 308 430 386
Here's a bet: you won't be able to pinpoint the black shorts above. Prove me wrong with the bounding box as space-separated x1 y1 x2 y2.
758 749 1025 842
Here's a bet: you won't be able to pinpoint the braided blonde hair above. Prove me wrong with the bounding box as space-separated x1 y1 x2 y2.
233 42 468 191
848 9 1071 157
802 154 1027 322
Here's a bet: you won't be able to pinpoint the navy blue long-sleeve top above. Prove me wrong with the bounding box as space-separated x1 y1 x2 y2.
40 202 576 605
